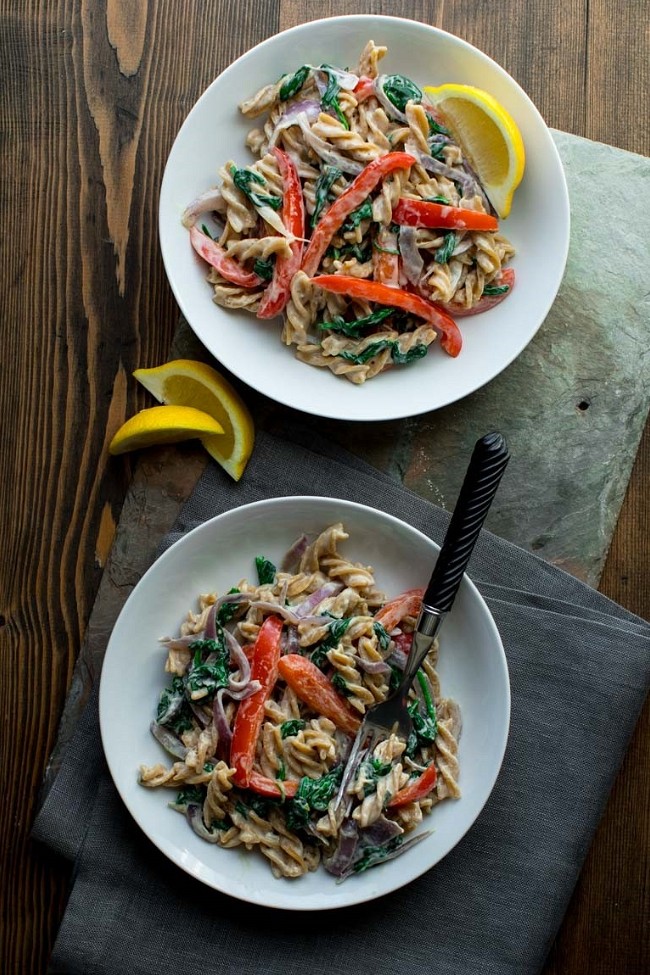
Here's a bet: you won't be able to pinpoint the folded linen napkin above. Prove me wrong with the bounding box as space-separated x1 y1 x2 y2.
33 429 650 975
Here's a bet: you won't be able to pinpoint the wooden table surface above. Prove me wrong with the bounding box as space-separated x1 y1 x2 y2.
1 1 648 972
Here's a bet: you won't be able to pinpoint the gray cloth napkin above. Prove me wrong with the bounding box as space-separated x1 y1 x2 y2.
33 429 650 975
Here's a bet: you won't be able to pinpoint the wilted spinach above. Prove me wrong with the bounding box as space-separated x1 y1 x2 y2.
255 556 277 585
230 166 282 211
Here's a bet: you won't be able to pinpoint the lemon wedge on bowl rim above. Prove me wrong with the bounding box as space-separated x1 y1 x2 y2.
423 83 525 218
133 359 255 481
109 405 224 455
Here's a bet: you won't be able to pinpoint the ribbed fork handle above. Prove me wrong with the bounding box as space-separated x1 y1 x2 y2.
423 432 510 614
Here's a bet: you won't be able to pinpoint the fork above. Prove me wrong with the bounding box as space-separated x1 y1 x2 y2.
333 431 510 813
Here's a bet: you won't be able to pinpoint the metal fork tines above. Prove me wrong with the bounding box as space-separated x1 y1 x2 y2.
333 432 510 817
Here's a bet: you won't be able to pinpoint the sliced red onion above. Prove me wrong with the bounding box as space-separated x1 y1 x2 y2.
247 599 332 627
181 188 224 228
398 226 424 286
189 701 211 728
281 533 309 571
322 817 359 878
186 804 222 843
150 721 188 760
213 688 233 747
338 827 433 882
374 75 408 123
269 101 321 147
284 626 301 655
226 680 261 701
204 604 217 641
386 647 408 671
296 117 363 175
292 582 344 617
357 657 391 675
223 629 251 689
319 65 359 90
406 140 480 199
159 635 196 651
361 814 403 847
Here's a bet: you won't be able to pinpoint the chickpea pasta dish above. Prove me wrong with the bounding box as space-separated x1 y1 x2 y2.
139 524 462 881
182 40 516 385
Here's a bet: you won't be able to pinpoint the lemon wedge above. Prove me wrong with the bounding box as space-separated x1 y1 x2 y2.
109 405 224 455
423 84 525 218
133 359 255 481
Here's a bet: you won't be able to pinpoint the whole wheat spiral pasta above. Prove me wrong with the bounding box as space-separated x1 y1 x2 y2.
140 523 461 881
182 41 517 384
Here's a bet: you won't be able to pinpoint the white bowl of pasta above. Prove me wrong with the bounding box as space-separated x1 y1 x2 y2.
159 15 569 420
100 496 510 909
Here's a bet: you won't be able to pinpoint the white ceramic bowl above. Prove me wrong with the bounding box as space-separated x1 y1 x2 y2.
100 496 510 910
159 15 569 421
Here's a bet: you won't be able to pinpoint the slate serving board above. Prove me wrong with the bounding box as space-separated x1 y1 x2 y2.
41 130 650 792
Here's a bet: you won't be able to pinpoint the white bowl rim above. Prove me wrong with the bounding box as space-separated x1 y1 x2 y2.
99 495 511 910
158 14 570 422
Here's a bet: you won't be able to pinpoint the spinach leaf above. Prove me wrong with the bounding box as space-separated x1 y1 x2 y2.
429 140 448 160
434 231 457 265
185 637 230 700
310 645 329 670
230 166 282 212
359 756 393 797
201 223 213 239
319 306 394 339
255 556 277 585
426 195 450 204
279 64 311 101
353 835 403 873
341 199 373 232
381 74 423 114
325 240 371 263
319 65 349 129
312 166 342 227
217 588 242 625
388 664 402 696
285 765 344 830
483 282 510 296
253 257 275 281
427 113 450 137
321 616 351 649
340 340 429 366
157 676 193 733
406 671 438 756
174 784 206 809
331 672 352 696
247 795 276 818
373 621 391 652
280 719 306 739
276 757 287 781
391 343 428 365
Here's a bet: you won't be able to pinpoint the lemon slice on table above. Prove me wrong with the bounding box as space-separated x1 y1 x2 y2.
423 83 525 218
109 405 224 455
133 359 255 481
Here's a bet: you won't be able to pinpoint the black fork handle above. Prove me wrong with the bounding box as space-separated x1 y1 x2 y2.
423 432 510 613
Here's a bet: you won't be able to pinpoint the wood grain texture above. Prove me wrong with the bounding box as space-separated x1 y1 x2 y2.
0 1 647 973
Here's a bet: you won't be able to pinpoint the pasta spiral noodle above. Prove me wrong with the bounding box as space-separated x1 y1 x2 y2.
326 644 375 713
203 762 236 826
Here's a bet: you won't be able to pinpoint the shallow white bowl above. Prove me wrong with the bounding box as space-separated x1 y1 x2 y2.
100 496 510 910
159 15 569 421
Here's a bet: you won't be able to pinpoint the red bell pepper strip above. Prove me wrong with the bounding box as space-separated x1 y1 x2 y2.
374 588 424 632
248 770 298 799
353 76 376 102
310 276 462 357
277 655 361 735
301 152 415 276
230 615 284 788
257 147 305 319
392 198 499 232
444 267 515 317
372 226 400 287
189 225 263 289
387 763 437 807
391 631 414 656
